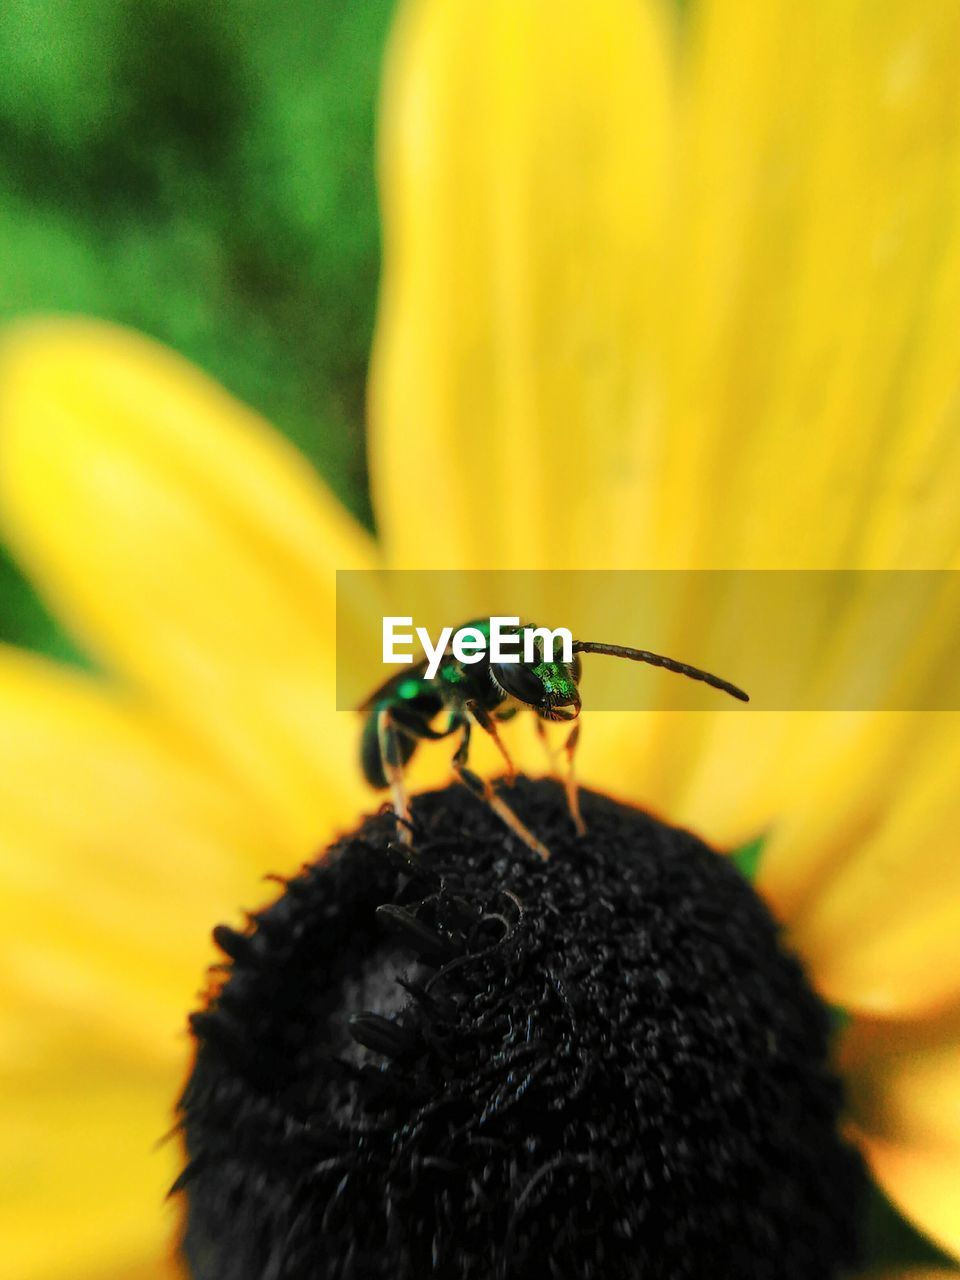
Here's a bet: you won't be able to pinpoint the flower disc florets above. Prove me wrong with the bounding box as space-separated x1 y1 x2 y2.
178 779 863 1280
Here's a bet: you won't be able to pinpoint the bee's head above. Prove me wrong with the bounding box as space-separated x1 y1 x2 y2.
490 653 582 720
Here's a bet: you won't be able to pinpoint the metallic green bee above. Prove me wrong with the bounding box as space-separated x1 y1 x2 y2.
359 618 748 860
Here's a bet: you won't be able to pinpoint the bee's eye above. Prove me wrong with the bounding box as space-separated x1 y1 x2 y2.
490 662 548 707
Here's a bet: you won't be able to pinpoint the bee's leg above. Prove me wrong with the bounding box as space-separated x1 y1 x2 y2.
452 722 550 861
469 702 517 783
376 706 413 842
532 715 560 773
376 705 462 844
563 722 586 836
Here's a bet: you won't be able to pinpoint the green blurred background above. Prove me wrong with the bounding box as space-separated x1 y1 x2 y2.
0 0 394 658
0 2 953 1268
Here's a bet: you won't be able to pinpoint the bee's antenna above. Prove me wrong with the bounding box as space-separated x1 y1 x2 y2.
571 641 749 703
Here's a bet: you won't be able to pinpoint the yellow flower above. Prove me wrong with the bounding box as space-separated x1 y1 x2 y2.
1 0 960 1276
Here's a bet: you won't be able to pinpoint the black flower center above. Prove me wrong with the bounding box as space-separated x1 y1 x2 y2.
178 778 864 1280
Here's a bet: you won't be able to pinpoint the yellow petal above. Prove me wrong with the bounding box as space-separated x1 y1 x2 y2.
0 320 375 857
755 588 960 943
779 712 960 1016
656 0 960 571
842 1009 960 1262
0 646 361 1279
843 1009 960 1153
373 0 960 576
391 0 960 857
855 1139 960 1265
866 1273 960 1280
370 0 674 570
599 2 960 880
0 1025 183 1280
0 645 276 1061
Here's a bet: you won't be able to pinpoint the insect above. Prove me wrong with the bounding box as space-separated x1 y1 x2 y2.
359 618 748 860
